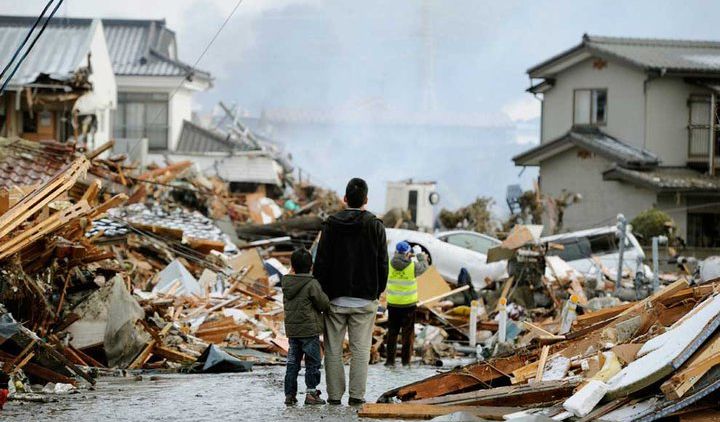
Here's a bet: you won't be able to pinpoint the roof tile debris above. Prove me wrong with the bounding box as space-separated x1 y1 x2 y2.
0 138 75 188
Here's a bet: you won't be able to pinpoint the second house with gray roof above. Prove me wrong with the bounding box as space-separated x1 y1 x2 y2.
514 34 720 247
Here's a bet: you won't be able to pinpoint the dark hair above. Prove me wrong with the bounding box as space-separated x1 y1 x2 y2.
345 177 368 208
291 248 313 274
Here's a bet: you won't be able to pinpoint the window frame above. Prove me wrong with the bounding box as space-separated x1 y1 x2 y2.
573 88 608 127
113 92 170 151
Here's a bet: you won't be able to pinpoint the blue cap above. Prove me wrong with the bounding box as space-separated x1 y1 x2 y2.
396 241 411 254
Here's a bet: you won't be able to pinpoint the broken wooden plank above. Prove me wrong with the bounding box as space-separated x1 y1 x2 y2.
380 351 536 402
358 403 521 420
535 345 550 382
414 379 580 407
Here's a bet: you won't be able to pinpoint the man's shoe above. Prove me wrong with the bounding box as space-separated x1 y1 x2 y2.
348 397 366 406
327 399 342 405
384 361 395 367
285 395 298 405
305 390 326 405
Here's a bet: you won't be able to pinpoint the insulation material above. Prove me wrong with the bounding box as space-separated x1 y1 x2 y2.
562 380 608 417
591 352 622 383
542 356 571 381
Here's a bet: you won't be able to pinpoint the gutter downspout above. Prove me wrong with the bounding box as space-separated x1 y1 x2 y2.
642 68 665 150
710 93 716 176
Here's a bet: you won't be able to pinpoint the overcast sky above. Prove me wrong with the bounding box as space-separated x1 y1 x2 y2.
2 0 719 213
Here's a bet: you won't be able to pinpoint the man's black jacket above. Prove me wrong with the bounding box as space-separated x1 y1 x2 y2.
313 209 388 301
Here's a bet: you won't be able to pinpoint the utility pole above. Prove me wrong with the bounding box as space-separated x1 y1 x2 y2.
614 214 627 294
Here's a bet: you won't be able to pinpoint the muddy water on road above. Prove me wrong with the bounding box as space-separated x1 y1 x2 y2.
2 364 444 421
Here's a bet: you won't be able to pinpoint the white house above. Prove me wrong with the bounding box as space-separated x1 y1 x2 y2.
514 35 720 247
102 18 212 152
0 17 116 148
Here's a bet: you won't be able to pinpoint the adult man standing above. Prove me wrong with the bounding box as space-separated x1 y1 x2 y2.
314 178 388 405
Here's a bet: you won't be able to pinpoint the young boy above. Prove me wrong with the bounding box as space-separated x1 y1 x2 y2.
282 248 331 405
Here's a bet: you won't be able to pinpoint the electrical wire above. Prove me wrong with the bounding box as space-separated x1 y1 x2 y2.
0 0 64 96
146 0 244 127
0 0 54 83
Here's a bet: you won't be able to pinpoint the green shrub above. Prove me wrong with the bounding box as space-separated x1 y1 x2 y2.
631 208 673 243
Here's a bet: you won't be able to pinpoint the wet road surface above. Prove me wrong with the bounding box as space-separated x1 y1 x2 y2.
2 363 446 421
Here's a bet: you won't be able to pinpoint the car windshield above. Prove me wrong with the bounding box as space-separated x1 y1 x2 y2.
444 233 496 254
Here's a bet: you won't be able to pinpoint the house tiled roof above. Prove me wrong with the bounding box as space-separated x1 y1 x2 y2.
513 128 659 168
529 34 720 78
0 138 75 188
603 166 720 192
102 19 211 80
0 16 211 81
0 17 97 87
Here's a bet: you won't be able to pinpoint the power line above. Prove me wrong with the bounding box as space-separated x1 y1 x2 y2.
0 0 54 83
0 0 64 96
147 0 244 127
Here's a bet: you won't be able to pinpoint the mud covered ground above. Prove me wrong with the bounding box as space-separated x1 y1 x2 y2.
2 363 450 421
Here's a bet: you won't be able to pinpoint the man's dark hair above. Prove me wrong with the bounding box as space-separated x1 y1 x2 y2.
291 248 313 274
345 177 368 208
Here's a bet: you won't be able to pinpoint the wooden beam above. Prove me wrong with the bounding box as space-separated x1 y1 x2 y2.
358 403 521 420
535 345 550 382
385 351 536 401
417 285 469 308
414 379 580 407
496 277 514 312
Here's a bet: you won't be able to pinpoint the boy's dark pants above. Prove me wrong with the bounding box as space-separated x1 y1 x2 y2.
385 305 416 365
284 336 322 396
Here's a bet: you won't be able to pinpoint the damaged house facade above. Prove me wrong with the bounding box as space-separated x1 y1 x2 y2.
0 17 116 148
0 16 212 154
514 35 720 247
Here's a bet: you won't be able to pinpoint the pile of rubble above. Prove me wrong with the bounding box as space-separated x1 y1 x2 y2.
0 136 340 405
361 226 720 421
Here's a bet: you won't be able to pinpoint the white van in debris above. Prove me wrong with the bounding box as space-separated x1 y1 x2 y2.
541 226 647 280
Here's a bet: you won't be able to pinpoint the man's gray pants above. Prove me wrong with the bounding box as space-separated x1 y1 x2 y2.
323 301 378 401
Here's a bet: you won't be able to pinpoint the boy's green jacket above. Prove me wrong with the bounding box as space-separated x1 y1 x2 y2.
281 274 330 338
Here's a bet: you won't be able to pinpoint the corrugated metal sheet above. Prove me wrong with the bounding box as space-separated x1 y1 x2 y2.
148 152 283 186
176 120 234 153
0 19 95 86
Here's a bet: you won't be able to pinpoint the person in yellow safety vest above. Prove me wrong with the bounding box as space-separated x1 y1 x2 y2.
384 241 428 367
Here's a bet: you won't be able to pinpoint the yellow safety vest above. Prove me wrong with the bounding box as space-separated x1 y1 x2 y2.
387 260 418 306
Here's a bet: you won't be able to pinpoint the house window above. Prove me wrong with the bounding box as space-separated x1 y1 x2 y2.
573 89 607 126
113 92 169 150
687 94 720 158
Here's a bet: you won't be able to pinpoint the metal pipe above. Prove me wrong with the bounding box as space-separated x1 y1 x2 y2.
614 214 627 295
710 93 716 176
651 235 668 292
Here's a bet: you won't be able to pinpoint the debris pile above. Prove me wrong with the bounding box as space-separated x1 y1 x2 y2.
0 136 339 403
362 225 720 421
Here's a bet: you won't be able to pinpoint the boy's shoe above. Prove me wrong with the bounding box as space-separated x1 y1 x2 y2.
304 390 326 405
285 395 298 405
348 397 366 406
327 399 342 405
